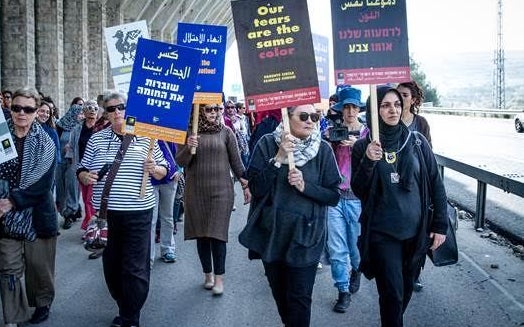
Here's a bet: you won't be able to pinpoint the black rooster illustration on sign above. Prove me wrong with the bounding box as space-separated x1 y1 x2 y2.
113 29 142 63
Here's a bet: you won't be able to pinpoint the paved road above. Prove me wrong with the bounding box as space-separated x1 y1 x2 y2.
426 114 524 243
3 184 523 327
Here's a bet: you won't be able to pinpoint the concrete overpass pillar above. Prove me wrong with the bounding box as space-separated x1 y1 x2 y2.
63 0 89 105
87 0 108 99
1 0 36 90
35 0 64 110
105 0 125 90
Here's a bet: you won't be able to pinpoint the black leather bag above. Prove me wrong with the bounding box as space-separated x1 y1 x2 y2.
427 201 459 267
413 131 458 267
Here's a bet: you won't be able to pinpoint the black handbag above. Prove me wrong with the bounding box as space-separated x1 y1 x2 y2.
427 201 459 266
414 132 459 267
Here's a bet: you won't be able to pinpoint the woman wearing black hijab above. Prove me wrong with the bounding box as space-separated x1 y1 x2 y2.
350 86 448 327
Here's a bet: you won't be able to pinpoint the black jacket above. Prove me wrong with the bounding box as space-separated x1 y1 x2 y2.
351 131 448 279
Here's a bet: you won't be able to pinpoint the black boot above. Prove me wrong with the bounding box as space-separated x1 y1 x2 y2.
72 208 82 222
349 269 361 294
62 217 73 230
30 305 50 324
333 292 351 313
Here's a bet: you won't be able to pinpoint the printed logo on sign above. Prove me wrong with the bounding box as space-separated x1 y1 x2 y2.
248 99 256 111
2 139 12 155
125 116 136 134
113 29 142 64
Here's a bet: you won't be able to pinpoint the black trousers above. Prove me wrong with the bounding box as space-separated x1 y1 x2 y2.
370 232 418 327
196 238 226 275
103 209 152 327
262 261 317 327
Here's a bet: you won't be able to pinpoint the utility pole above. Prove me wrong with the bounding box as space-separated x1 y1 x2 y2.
492 0 505 109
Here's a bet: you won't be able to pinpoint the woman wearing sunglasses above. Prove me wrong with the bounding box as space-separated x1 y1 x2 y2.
176 104 251 296
0 88 58 326
65 100 99 232
242 104 341 327
77 92 168 327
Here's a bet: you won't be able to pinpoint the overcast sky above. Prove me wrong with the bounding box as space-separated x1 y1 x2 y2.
308 0 523 58
225 0 523 99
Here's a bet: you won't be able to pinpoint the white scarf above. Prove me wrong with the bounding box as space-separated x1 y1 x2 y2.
272 123 321 167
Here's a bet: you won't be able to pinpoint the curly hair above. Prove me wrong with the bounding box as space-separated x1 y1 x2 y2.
398 81 424 114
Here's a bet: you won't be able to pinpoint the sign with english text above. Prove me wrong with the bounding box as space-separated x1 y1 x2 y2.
331 0 410 85
232 0 320 112
176 22 227 104
125 38 202 144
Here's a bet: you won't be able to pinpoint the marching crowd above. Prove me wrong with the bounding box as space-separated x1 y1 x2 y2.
0 82 448 327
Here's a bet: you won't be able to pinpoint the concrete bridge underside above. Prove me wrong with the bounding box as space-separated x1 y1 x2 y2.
0 0 235 113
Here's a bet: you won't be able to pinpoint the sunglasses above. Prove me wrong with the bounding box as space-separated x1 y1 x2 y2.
293 112 320 123
105 103 126 113
84 106 99 111
11 105 37 114
226 106 235 109
204 107 220 113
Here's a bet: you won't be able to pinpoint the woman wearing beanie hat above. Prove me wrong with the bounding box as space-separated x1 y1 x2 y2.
350 86 448 327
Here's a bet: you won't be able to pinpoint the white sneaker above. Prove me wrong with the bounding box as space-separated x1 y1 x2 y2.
317 262 323 270
5 323 18 327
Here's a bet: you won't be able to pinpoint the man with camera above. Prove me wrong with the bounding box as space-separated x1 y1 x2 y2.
325 86 366 313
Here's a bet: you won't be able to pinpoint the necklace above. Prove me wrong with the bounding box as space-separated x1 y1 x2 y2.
389 154 400 183
402 114 414 127
383 134 411 164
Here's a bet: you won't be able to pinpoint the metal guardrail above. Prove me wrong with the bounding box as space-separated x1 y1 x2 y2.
422 107 523 119
434 154 524 229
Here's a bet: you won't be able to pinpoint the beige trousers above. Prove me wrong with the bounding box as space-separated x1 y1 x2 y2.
0 238 31 324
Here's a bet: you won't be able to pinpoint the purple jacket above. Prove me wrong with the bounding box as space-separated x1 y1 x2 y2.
151 140 178 186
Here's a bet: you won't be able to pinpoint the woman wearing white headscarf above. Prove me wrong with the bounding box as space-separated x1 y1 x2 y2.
55 103 83 229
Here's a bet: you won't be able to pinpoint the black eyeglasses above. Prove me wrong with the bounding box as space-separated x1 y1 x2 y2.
293 112 320 123
204 107 219 113
11 105 37 114
105 103 126 113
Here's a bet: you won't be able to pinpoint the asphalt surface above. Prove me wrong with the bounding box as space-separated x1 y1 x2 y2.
2 183 523 327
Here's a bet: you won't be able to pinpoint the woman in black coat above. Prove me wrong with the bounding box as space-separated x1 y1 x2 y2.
350 86 448 327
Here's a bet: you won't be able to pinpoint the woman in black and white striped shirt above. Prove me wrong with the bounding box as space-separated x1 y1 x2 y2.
76 92 168 327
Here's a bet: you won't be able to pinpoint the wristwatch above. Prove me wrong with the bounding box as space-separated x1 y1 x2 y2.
269 157 281 168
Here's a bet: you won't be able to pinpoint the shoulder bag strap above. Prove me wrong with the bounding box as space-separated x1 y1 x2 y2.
99 134 133 219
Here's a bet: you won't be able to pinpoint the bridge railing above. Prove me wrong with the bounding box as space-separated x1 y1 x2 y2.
434 154 524 229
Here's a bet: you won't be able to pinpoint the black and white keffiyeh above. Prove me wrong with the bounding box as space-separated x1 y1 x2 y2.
0 120 56 241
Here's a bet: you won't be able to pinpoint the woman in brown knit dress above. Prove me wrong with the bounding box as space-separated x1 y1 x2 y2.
176 104 251 296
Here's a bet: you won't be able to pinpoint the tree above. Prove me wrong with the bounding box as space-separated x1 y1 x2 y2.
410 56 440 106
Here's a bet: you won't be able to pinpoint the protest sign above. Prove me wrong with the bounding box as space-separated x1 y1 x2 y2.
177 23 227 104
313 33 330 110
232 0 320 112
0 111 17 164
331 0 410 85
104 20 149 94
124 38 202 144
